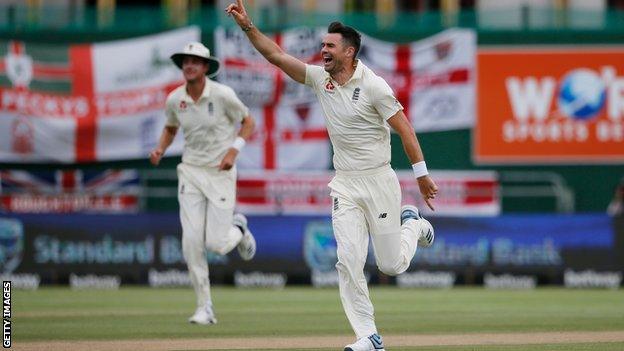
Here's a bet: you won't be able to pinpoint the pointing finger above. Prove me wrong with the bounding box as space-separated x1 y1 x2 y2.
225 4 237 14
425 197 435 211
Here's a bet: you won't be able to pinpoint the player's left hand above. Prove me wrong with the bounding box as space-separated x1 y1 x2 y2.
417 175 438 211
219 148 239 170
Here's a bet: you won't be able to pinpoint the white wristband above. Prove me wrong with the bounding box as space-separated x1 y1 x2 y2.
231 136 246 151
412 161 428 178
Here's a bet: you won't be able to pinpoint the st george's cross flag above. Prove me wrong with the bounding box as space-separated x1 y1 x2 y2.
215 26 475 170
0 27 198 163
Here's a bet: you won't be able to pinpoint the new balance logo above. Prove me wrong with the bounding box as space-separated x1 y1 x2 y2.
333 197 339 211
352 87 360 102
378 212 387 219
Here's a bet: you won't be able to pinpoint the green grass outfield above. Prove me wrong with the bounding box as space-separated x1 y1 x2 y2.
12 287 624 350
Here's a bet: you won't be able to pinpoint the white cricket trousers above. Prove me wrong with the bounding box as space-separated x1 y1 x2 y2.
329 164 424 339
177 163 243 308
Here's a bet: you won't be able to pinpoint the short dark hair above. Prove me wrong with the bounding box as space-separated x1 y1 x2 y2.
327 21 361 57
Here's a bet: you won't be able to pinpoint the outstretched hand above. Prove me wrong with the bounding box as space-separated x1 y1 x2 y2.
225 0 252 28
417 175 438 211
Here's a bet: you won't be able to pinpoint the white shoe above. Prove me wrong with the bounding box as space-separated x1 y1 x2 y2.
344 333 385 351
401 204 434 248
233 213 256 261
418 217 435 247
188 304 217 325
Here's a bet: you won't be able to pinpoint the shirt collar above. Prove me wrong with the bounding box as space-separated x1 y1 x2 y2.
183 80 211 102
328 60 365 86
349 60 365 82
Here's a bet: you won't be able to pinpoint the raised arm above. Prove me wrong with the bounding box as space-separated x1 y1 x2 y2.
225 0 306 84
387 111 438 210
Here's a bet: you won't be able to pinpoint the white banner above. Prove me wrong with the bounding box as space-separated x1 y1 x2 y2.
359 28 476 132
92 27 196 93
92 27 199 161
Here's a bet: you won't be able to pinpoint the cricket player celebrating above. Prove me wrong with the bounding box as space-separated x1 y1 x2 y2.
150 42 257 325
227 1 437 350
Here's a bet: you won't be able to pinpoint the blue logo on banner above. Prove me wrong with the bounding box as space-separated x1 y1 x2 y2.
0 218 24 273
303 221 337 272
558 69 606 120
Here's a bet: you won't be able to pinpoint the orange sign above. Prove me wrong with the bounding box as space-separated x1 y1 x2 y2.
475 48 624 164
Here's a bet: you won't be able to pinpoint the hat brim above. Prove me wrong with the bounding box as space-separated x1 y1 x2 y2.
170 53 220 78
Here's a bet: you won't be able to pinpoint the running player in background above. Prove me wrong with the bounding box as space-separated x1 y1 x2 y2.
226 1 438 350
150 41 257 325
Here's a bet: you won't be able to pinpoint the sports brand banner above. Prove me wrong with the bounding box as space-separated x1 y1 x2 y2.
475 47 624 164
215 27 476 170
0 27 198 163
236 170 499 217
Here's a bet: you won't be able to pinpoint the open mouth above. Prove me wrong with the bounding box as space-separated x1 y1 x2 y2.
323 56 333 65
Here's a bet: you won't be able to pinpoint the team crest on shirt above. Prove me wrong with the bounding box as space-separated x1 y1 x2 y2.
352 87 361 102
324 80 335 94
179 100 187 111
208 102 214 114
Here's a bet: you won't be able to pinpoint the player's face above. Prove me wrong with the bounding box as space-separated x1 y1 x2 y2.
182 56 208 83
321 33 349 74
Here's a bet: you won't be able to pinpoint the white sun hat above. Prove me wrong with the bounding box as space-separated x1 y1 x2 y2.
170 42 220 78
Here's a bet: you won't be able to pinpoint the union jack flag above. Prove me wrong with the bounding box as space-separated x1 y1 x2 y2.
0 170 141 213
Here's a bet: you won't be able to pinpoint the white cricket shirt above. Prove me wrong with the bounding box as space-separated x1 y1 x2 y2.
305 61 403 172
165 80 249 167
